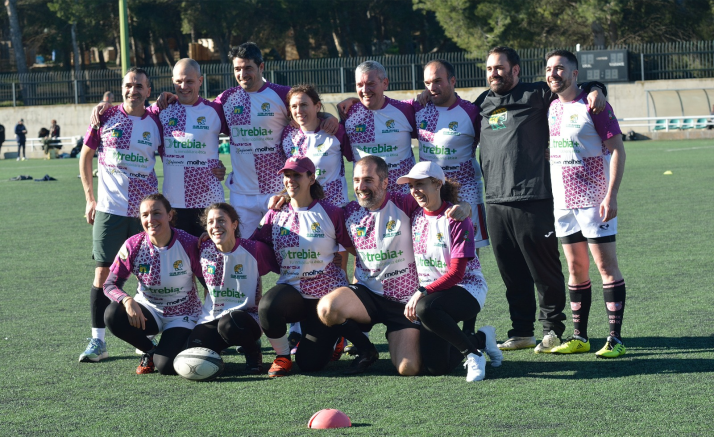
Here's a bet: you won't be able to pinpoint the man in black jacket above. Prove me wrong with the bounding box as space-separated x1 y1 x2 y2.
474 46 605 353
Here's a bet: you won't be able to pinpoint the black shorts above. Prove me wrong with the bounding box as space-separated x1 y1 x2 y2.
348 284 420 336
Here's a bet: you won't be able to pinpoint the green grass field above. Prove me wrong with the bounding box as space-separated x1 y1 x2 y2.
1 139 713 436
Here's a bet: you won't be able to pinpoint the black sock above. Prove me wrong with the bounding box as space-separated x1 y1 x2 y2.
335 319 374 353
90 286 110 328
569 280 592 340
462 317 476 334
603 280 626 340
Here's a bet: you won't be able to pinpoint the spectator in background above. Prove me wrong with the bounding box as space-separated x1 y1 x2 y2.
15 119 27 161
50 119 60 138
102 91 114 104
0 123 5 158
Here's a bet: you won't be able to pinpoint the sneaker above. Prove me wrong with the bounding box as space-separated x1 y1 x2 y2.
331 337 346 362
16 157 20 161
135 336 159 355
344 346 379 375
288 331 301 355
595 336 626 358
344 341 359 356
551 336 590 354
268 356 293 377
136 353 155 374
79 338 108 362
497 336 536 351
477 326 503 367
534 331 561 354
464 351 487 382
21 157 26 161
245 350 264 374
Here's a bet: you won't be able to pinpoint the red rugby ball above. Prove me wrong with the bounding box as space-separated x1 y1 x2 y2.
307 409 352 429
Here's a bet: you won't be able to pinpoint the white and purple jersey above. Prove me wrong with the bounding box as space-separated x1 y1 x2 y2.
415 97 484 205
548 91 622 209
411 204 487 308
149 98 229 209
105 228 202 319
83 105 163 217
343 97 417 193
215 82 290 196
251 200 352 299
198 238 279 324
344 192 420 304
280 124 353 207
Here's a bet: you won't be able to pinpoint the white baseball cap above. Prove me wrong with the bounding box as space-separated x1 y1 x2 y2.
396 161 445 185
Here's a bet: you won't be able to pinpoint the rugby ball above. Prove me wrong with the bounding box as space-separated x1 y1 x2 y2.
308 409 352 429
173 347 224 381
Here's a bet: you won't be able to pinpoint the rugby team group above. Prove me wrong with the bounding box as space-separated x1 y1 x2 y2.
77 41 627 382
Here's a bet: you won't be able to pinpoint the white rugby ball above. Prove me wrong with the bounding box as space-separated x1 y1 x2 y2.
173 347 224 381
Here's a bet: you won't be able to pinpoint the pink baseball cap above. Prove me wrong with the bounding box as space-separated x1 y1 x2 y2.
277 155 316 175
396 161 446 185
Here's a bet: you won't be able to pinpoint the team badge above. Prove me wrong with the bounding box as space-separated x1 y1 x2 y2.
414 232 421 243
311 222 321 233
197 116 206 125
111 129 123 138
448 121 458 130
290 146 299 155
138 264 150 274
233 106 244 114
279 227 290 236
355 124 366 133
356 226 366 237
419 120 427 129
173 260 183 271
262 103 270 112
206 264 216 275
489 108 507 130
385 120 395 129
168 118 178 126
464 230 471 242
570 114 578 123
436 232 443 242
142 132 151 140
386 220 396 232
234 264 243 274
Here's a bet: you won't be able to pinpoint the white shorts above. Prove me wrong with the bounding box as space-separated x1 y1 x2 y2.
554 207 617 239
135 296 199 331
229 192 274 238
470 202 490 248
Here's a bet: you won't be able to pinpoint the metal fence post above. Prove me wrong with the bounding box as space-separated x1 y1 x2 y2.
12 82 16 107
74 80 78 104
270 70 275 83
340 67 345 94
203 77 208 98
411 64 416 90
640 53 645 81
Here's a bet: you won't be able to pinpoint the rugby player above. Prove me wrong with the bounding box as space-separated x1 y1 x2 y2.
543 50 627 358
79 67 163 363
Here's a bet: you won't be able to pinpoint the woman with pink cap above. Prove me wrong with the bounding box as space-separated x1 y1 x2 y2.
251 155 353 377
398 161 503 382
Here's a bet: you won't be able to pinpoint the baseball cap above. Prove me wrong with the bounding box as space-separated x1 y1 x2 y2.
277 155 316 175
396 161 445 185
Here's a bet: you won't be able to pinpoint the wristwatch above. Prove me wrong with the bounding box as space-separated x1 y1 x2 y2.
418 286 428 296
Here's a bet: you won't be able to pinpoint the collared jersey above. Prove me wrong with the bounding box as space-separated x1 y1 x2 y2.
150 98 229 208
548 91 621 209
411 205 487 308
343 97 416 193
83 105 163 217
107 228 202 318
415 97 483 205
344 192 420 304
198 238 279 324
281 124 353 207
215 82 290 195
251 200 352 299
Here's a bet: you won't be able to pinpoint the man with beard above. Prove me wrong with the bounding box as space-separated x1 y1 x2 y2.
474 46 606 353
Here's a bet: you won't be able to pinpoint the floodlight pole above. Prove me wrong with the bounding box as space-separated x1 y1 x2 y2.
119 0 130 74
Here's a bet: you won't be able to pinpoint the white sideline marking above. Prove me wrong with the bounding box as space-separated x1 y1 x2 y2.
665 146 714 152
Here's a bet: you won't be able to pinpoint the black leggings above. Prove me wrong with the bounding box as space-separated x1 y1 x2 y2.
187 310 262 354
104 301 191 375
258 283 339 372
417 286 482 376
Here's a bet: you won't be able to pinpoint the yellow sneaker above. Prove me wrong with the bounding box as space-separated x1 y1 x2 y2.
595 336 626 358
551 336 590 354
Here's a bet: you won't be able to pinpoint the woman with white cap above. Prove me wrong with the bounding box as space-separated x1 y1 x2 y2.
398 161 503 382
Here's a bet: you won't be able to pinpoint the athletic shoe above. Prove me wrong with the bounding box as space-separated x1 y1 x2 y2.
331 337 346 362
551 336 590 354
136 353 155 374
244 350 263 374
288 331 301 355
595 336 626 359
497 336 536 351
477 326 503 367
464 351 486 382
534 331 561 354
268 356 293 377
79 338 108 362
135 336 159 355
344 341 359 356
344 346 379 375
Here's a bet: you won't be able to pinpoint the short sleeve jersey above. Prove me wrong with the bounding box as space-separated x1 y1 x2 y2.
280 124 352 207
411 205 487 308
83 105 163 217
151 98 229 208
344 193 420 304
343 97 417 193
214 82 290 195
107 228 203 319
198 238 279 324
548 91 622 209
415 97 484 205
251 200 352 299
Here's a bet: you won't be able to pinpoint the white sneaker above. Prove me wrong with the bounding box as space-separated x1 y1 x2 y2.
464 352 486 382
16 157 20 161
478 326 503 367
534 330 561 353
498 336 536 350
